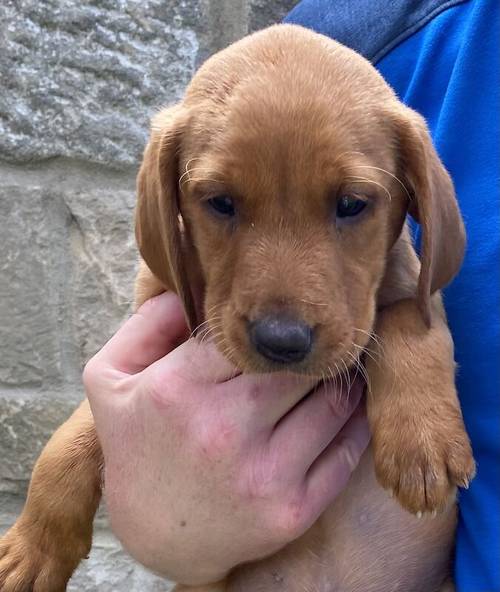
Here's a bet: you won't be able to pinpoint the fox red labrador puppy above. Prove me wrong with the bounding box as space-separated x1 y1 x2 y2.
0 24 475 592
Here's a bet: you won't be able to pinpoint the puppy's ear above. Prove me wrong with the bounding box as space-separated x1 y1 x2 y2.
391 105 465 325
135 105 202 332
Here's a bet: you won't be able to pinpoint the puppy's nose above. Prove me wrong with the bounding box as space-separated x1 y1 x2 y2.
249 315 313 364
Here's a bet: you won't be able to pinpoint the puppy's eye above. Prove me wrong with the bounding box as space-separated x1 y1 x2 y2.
336 195 367 218
207 195 235 217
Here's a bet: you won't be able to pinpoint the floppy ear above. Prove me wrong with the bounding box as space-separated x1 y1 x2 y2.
135 105 202 332
391 106 465 325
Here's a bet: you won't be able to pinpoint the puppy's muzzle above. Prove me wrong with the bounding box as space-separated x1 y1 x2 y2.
249 315 313 364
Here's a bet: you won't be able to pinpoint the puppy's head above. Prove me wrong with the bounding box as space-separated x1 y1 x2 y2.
136 25 464 376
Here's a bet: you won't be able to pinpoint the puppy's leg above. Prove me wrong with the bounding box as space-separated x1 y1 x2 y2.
366 295 475 514
0 400 101 592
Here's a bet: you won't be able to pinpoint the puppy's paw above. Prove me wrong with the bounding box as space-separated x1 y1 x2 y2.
0 517 85 592
372 410 476 515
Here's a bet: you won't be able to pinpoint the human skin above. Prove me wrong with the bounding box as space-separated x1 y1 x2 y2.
85 292 370 584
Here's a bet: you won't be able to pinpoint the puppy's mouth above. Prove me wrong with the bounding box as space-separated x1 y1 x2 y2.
201 317 370 381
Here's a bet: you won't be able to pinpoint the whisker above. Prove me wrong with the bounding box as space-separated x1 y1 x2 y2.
340 358 353 394
352 164 412 202
353 343 381 369
190 315 223 339
198 324 223 346
346 350 372 396
323 365 336 404
204 302 223 318
344 176 392 202
333 362 344 399
180 174 223 191
178 157 201 186
353 327 384 351
346 351 360 382
298 298 329 307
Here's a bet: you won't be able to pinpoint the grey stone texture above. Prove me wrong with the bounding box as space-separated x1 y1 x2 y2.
1 0 200 166
0 0 296 590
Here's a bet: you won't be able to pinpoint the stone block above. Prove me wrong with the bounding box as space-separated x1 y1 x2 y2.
0 391 78 495
0 0 202 167
63 177 138 363
0 183 70 388
248 0 298 32
0 162 138 493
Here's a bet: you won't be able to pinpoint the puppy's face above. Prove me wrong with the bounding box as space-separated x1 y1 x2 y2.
136 25 464 377
181 101 404 376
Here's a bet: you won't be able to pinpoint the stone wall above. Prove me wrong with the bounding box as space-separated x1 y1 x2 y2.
0 1 296 589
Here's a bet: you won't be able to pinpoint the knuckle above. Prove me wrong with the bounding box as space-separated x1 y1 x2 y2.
82 356 101 393
194 416 240 461
338 437 362 472
241 450 281 501
146 365 185 409
244 381 265 403
273 495 308 541
324 391 354 420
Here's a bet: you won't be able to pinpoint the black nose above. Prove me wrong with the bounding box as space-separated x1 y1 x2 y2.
249 315 313 364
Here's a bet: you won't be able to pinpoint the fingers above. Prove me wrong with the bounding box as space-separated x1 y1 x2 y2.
270 377 364 478
146 337 239 387
224 372 318 428
92 292 188 375
304 402 370 517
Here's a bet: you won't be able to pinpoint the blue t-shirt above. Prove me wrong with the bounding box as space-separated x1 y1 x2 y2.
285 1 500 590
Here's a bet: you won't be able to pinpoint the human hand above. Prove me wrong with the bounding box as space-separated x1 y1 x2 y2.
84 292 370 585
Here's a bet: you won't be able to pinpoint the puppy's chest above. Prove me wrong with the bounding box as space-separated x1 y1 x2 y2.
227 552 367 592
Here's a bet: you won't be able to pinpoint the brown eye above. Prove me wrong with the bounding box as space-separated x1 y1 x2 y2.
336 195 367 218
207 195 235 217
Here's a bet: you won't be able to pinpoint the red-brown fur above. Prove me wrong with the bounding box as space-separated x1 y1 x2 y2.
0 25 474 592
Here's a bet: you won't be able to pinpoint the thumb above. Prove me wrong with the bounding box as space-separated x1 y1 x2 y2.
92 292 189 375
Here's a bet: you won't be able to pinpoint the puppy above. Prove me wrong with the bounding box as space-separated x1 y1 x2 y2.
0 24 475 592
